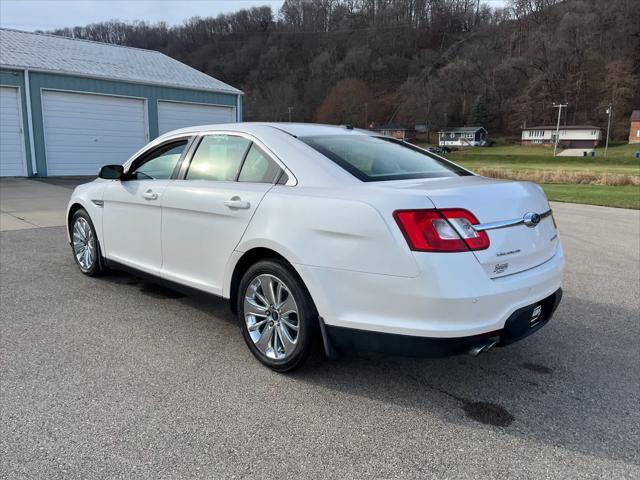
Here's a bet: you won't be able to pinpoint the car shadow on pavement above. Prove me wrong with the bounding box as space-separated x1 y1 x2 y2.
100 269 239 326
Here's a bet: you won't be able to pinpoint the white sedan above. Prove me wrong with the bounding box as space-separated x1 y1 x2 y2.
67 123 564 371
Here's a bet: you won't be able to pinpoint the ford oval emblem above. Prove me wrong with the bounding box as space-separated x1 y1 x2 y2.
523 212 541 228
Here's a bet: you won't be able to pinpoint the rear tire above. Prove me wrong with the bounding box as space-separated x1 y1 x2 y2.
237 259 317 372
70 209 106 277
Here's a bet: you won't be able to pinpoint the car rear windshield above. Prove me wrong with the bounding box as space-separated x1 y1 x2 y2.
299 134 471 182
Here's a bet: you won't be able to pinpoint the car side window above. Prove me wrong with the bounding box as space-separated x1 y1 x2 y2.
238 144 283 183
186 135 251 181
130 141 188 180
277 172 289 185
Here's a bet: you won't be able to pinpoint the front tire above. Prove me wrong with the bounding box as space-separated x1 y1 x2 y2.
70 209 106 277
237 259 317 372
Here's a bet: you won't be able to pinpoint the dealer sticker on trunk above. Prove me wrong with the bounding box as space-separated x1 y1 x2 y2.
493 263 509 275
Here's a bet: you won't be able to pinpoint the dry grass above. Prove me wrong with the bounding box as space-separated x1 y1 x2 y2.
475 168 640 186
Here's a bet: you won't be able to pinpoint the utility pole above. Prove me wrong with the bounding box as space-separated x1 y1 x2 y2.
287 106 293 122
552 102 568 157
604 103 612 159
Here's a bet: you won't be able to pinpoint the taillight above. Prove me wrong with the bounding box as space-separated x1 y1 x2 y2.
393 209 490 252
440 209 490 250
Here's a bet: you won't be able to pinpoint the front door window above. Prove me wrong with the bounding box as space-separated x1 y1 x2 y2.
130 141 188 180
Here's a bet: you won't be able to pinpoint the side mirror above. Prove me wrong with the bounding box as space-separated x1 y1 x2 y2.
98 164 124 180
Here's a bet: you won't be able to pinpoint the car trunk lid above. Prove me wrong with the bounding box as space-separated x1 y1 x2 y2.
385 176 559 278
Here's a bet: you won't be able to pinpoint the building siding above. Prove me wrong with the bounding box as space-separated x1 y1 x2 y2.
1 67 242 176
438 129 487 147
0 69 33 175
521 127 602 148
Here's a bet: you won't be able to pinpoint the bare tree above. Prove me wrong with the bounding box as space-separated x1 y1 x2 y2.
46 0 640 139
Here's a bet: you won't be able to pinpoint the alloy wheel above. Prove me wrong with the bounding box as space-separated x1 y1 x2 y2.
72 217 95 270
244 274 300 360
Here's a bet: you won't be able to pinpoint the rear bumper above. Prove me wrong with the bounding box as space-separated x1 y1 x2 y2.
324 288 562 357
295 242 565 339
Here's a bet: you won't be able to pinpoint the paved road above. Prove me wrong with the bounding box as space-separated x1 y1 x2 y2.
1 202 639 479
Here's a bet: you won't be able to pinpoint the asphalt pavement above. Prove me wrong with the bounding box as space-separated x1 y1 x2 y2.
1 202 639 479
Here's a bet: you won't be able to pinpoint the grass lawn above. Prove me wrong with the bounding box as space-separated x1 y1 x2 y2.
422 142 639 209
541 184 640 210
444 143 640 176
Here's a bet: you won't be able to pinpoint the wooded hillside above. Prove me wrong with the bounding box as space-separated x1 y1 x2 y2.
49 0 639 139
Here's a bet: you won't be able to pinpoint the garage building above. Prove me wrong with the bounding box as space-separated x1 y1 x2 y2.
0 28 242 177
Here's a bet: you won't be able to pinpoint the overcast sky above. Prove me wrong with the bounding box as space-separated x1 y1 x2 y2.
0 0 285 31
1 0 506 32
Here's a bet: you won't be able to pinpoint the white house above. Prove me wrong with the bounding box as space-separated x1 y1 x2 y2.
521 126 602 149
438 127 488 147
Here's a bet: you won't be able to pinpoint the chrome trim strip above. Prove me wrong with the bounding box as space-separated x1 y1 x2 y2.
473 209 552 232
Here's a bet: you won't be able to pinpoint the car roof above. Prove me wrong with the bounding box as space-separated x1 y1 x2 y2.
160 122 372 139
142 122 373 188
258 123 371 137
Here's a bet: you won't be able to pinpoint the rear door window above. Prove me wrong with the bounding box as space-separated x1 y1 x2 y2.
237 144 282 183
187 135 251 181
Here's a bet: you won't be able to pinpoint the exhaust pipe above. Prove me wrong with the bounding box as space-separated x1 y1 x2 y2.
469 337 498 356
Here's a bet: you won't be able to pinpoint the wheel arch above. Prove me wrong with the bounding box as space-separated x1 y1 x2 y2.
228 245 337 360
67 202 86 241
228 247 307 315
67 202 85 226
66 200 104 251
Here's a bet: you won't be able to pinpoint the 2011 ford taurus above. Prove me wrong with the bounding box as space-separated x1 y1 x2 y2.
67 123 564 371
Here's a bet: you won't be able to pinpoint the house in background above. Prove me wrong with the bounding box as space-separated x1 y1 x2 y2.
375 123 416 141
438 127 488 147
0 28 242 177
629 110 640 144
521 126 602 148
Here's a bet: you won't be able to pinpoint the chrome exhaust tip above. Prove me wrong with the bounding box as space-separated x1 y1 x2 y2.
469 338 498 356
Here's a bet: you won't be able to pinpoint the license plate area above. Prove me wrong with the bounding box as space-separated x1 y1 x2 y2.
500 290 561 345
529 304 543 328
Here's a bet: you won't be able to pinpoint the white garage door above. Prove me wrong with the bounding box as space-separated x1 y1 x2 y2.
42 91 147 176
158 100 236 135
0 86 27 176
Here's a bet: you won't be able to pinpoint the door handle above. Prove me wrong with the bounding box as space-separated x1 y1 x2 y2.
224 196 250 210
142 189 159 201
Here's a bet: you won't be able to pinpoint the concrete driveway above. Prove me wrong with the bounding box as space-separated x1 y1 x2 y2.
0 177 91 231
1 183 639 478
557 148 594 157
